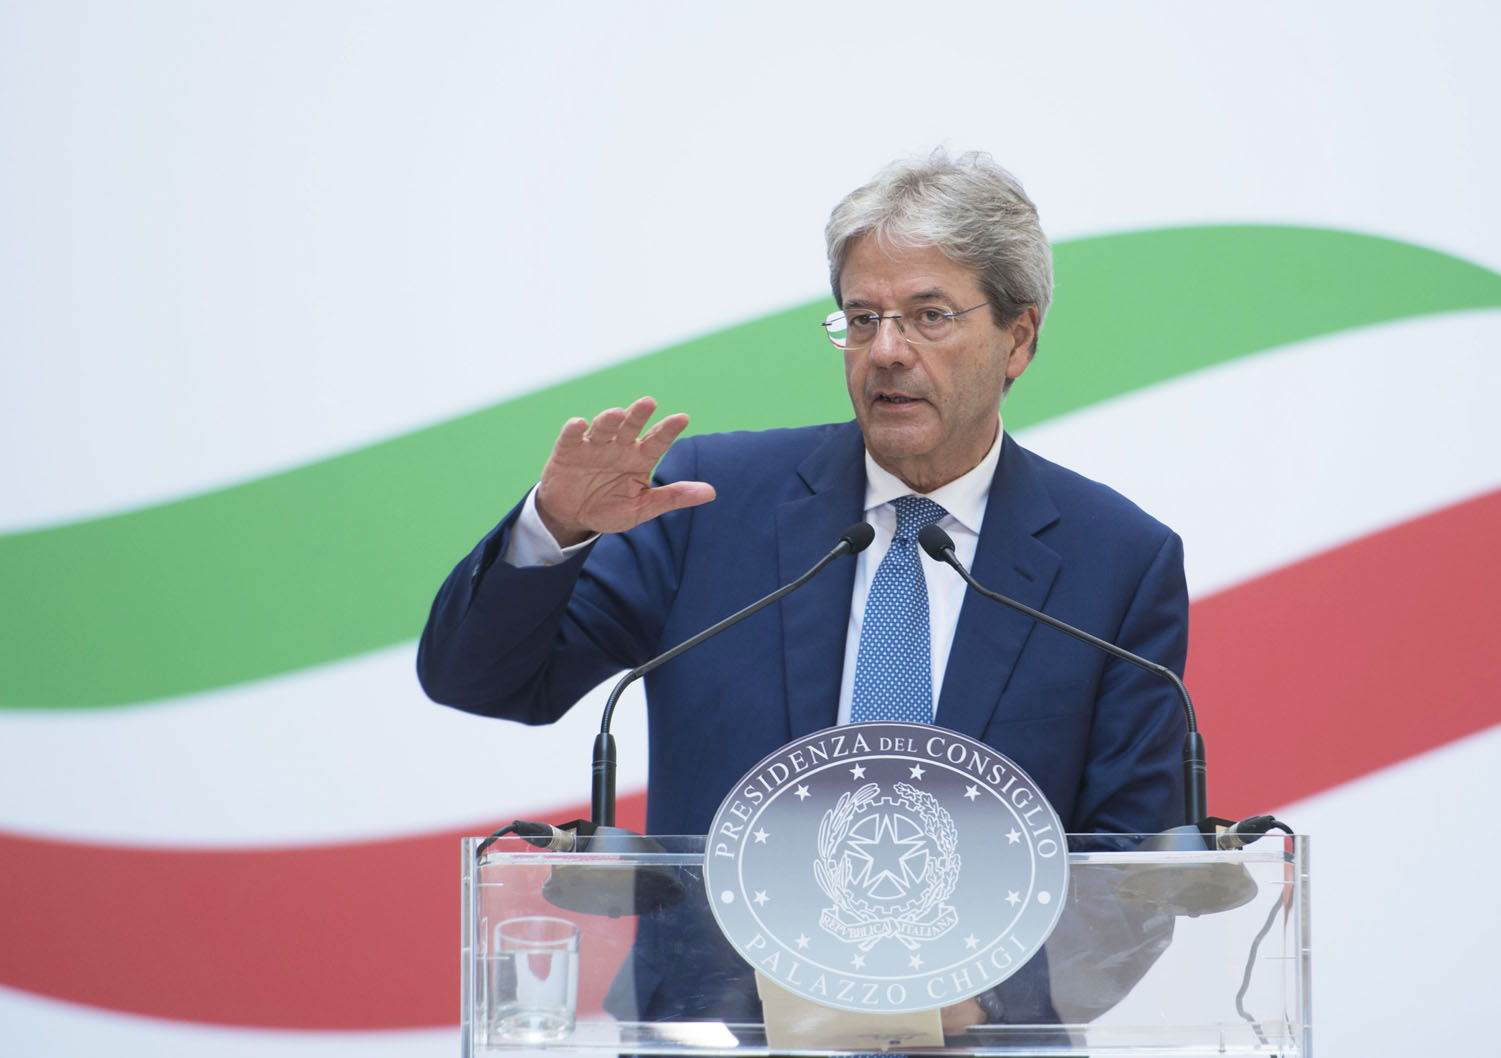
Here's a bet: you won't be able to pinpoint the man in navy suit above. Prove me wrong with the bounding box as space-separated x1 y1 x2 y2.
418 150 1188 1028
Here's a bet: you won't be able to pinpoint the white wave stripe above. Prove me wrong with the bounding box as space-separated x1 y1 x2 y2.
1015 310 1501 598
0 648 649 846
0 986 455 1058
3 311 1499 846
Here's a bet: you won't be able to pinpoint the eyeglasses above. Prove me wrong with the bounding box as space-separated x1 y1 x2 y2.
821 301 993 350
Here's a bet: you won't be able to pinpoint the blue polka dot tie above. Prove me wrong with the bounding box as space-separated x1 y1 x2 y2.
849 496 950 725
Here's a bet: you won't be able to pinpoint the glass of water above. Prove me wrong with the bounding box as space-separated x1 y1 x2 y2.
487 915 580 1042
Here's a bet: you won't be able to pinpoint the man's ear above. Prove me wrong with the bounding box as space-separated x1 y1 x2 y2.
1005 305 1040 380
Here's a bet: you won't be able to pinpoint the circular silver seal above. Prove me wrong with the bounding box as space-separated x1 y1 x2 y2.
703 722 1068 1014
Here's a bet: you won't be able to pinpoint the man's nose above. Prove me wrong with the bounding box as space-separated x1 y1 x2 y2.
867 316 914 366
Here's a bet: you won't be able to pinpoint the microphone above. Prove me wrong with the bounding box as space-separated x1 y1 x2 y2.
591 521 876 827
915 523 1206 827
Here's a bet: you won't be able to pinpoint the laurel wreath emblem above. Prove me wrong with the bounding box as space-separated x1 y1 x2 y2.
813 782 961 950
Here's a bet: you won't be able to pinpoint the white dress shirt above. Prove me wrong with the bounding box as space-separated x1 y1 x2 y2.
834 423 1000 723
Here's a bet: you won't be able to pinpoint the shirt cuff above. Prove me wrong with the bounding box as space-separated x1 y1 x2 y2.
502 486 599 567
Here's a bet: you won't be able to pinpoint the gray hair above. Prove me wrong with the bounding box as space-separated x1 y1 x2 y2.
825 149 1053 354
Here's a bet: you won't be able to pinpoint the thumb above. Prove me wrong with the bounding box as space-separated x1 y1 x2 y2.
639 480 716 521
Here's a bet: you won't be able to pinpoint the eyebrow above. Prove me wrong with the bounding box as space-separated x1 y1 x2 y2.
842 289 951 310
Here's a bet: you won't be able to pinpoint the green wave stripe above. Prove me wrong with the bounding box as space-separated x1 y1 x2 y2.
4 226 1500 709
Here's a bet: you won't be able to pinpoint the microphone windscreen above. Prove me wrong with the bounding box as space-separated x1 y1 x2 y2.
840 521 876 554
917 523 955 559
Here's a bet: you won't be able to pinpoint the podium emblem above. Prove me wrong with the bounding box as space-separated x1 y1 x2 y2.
705 722 1069 1014
815 782 960 950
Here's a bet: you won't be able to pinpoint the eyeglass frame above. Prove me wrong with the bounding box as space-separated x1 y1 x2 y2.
820 301 995 350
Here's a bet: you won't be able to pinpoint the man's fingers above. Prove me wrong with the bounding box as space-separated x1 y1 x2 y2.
638 411 692 461
555 399 689 470
553 416 590 451
539 400 702 540
617 395 659 439
639 480 716 521
584 406 629 445
580 397 666 447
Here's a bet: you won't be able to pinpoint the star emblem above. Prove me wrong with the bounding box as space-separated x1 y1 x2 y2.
908 763 926 780
964 784 981 801
908 954 924 969
1006 828 1022 844
843 811 931 899
795 934 811 950
752 827 769 844
851 954 866 970
794 784 811 801
963 934 979 950
1005 890 1021 907
753 890 770 906
849 764 866 779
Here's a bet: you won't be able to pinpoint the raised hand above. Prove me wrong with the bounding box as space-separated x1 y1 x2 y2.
535 396 716 547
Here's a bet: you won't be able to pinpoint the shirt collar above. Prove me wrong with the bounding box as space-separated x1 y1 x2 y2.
861 417 1003 537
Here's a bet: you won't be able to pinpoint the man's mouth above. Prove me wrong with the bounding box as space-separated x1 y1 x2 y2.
875 392 922 405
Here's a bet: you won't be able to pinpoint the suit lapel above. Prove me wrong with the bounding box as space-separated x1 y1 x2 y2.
935 434 1061 739
778 423 866 739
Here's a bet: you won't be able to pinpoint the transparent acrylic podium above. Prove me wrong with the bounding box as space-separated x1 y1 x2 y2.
461 834 1309 1056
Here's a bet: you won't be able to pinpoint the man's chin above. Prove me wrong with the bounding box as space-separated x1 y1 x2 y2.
859 425 945 481
860 422 937 458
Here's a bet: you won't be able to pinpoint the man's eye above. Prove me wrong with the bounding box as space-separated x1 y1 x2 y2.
915 308 948 325
848 314 880 328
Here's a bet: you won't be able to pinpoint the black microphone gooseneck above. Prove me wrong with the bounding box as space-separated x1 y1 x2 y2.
916 523 1206 827
590 521 876 827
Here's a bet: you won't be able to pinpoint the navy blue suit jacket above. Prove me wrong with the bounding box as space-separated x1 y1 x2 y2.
418 421 1188 838
419 421 1188 1022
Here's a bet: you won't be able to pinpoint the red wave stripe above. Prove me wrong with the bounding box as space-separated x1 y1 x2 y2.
1 488 1497 1029
0 793 646 1029
1189 486 1501 817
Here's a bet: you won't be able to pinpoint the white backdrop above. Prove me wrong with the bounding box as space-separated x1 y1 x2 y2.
3 3 1499 1055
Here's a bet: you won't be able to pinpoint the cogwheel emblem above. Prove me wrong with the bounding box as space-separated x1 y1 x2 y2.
813 782 960 951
